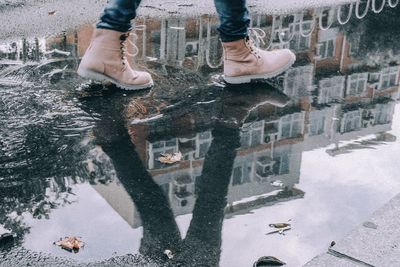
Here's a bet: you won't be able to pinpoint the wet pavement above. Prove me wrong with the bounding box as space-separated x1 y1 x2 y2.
1 2 400 267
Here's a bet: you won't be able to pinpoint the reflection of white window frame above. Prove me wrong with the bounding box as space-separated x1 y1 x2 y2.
148 138 178 169
316 39 335 59
318 76 345 104
340 110 362 133
271 16 312 51
315 27 338 60
284 65 314 97
309 111 326 136
231 163 253 186
196 131 213 159
241 120 265 147
289 22 312 51
346 73 368 96
373 102 395 125
379 66 399 90
279 112 305 139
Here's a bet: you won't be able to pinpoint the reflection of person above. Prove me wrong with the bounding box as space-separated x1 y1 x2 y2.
98 122 240 265
87 91 240 265
77 0 296 89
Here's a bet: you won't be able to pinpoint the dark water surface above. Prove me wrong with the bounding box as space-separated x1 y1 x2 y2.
1 2 400 267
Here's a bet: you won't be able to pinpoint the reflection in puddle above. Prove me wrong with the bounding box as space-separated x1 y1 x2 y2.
1 2 400 267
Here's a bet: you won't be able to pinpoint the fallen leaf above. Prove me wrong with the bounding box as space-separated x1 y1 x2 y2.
54 236 84 252
158 152 182 164
269 223 291 229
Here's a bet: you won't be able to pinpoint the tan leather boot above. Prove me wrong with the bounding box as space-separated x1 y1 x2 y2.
77 28 153 90
222 37 296 84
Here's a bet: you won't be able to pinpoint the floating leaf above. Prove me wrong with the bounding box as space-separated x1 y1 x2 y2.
269 223 291 229
158 152 182 164
54 236 84 252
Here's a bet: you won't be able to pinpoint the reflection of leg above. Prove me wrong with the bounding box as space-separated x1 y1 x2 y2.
214 0 250 42
97 0 142 32
98 132 181 259
182 125 241 266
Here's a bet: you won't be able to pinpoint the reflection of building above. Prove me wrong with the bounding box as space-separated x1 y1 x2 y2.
86 6 399 229
2 4 399 231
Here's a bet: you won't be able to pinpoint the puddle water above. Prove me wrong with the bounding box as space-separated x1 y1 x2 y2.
1 2 400 267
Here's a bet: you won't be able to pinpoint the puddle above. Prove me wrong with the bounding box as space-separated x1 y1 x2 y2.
1 2 400 267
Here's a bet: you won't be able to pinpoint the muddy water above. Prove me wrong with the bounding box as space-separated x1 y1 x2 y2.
1 2 400 267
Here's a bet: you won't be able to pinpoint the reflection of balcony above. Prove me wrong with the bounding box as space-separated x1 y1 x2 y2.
255 156 276 182
173 179 193 208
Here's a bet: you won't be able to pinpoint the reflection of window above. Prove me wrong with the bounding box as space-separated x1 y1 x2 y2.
240 121 264 148
317 40 335 59
347 73 368 96
199 142 210 158
316 27 338 60
284 65 314 97
341 110 362 133
280 113 304 139
318 76 345 104
274 155 290 175
289 22 312 51
380 66 399 90
309 112 326 136
197 131 212 158
374 103 394 125
232 165 252 186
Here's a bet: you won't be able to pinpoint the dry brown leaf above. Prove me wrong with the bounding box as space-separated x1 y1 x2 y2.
269 223 291 229
55 236 84 251
158 152 182 164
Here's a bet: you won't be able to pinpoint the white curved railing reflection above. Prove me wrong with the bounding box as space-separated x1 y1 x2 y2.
388 0 399 7
371 0 386 13
127 0 396 68
337 2 354 25
355 0 371 19
299 11 316 37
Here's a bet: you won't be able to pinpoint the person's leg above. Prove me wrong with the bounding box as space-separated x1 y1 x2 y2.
214 0 296 84
97 0 142 32
77 0 153 90
213 0 250 42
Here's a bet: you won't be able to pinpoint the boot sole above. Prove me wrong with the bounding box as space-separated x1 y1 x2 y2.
77 68 154 91
223 54 296 84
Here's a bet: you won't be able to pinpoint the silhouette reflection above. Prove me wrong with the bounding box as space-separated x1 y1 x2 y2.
0 3 399 266
79 84 289 266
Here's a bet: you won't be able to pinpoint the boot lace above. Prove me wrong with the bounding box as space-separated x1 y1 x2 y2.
119 26 143 67
246 27 267 59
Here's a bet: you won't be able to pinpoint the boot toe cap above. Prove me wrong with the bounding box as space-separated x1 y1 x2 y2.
129 71 153 86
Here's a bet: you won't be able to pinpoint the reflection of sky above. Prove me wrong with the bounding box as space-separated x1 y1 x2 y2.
22 184 142 262
19 104 400 266
220 103 400 267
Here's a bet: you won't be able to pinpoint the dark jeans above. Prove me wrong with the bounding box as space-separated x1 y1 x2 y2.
96 0 250 42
